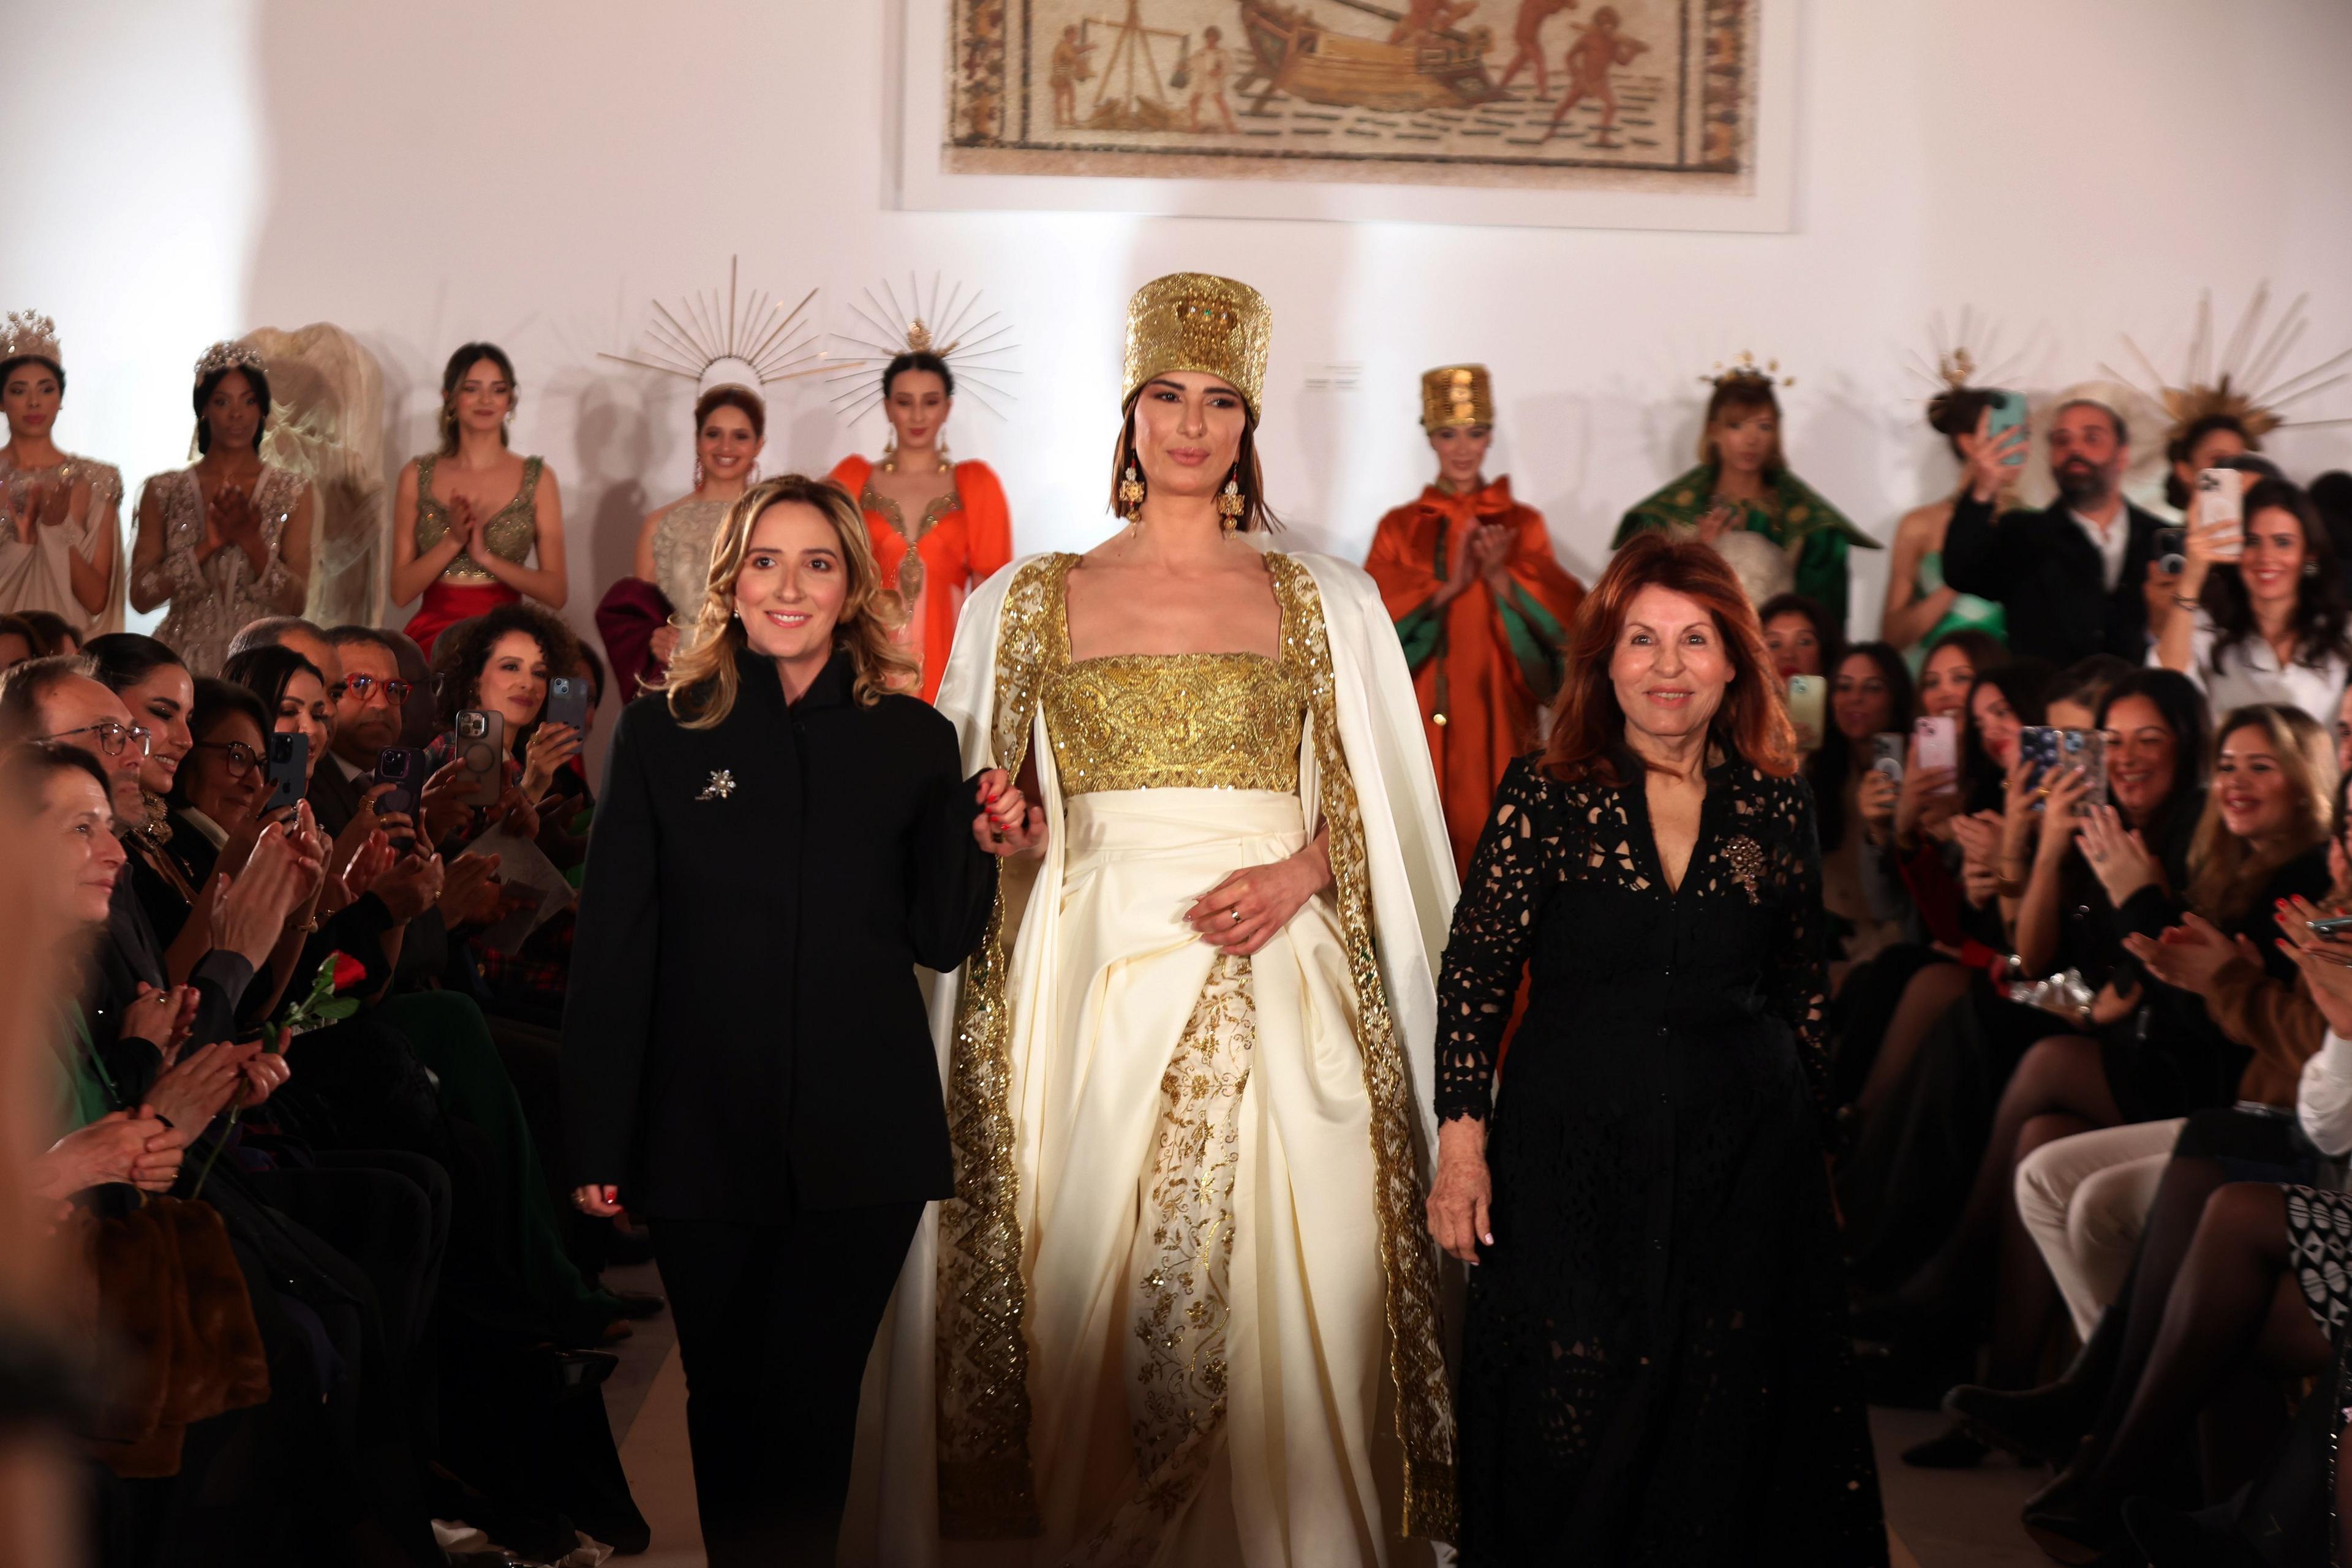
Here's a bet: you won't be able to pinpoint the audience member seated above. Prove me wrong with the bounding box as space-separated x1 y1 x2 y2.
2152 473 2351 719
1760 589 1839 680
1943 398 2169 665
0 612 39 669
1812 641 1915 986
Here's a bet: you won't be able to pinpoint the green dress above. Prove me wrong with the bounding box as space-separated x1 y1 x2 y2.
1912 548 2006 660
1614 464 1879 630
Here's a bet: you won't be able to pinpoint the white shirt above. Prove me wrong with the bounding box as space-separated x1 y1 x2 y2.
2299 1028 2352 1157
2150 606 2352 725
2069 501 2130 592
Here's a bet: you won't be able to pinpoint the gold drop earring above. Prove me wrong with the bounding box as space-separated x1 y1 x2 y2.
1216 470 1245 533
1118 461 1145 517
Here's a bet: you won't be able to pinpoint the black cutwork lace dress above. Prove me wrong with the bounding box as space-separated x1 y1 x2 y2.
1436 752 1887 1565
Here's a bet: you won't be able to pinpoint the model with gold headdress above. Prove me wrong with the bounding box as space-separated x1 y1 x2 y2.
0 312 124 638
1615 356 1877 630
1880 345 2010 658
828 285 1016 703
849 275 1460 1565
130 342 315 675
1366 364 1585 873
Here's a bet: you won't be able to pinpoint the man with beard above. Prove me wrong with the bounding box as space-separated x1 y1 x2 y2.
1941 398 2166 664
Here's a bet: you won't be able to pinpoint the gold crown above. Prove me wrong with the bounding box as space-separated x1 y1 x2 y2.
0 311 61 366
1123 273 1270 417
1700 350 1794 391
1420 363 1493 429
193 339 269 383
2103 285 2352 444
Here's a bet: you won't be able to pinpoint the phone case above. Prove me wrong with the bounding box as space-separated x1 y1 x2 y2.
1986 390 2029 466
453 710 507 807
1868 733 1905 782
1784 676 1825 752
265 733 307 812
545 677 589 732
1913 716 1958 775
2198 468 2245 560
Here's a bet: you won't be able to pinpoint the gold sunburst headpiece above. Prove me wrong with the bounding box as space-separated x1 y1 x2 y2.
1700 350 1795 391
194 340 268 383
1905 307 2031 431
1420 364 1493 430
0 311 61 368
598 257 823 405
1124 273 1270 418
828 274 1019 421
2103 285 2352 443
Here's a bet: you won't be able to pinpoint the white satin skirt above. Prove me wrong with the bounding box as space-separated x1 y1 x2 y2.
1003 787 1396 1567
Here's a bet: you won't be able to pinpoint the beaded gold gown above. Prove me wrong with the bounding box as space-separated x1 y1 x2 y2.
850 552 1461 1568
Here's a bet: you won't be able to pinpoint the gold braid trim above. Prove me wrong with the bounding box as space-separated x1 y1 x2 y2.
1267 555 1460 1542
935 554 1077 1538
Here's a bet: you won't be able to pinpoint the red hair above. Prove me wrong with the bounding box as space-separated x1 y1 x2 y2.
1541 531 1798 785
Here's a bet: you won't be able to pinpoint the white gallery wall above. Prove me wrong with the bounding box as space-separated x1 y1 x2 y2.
12 0 2352 699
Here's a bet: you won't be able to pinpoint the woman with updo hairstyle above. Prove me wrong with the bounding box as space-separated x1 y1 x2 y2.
130 342 314 676
1882 380 2010 660
390 342 568 656
2163 410 2258 511
1616 361 1877 631
0 311 124 636
827 345 1012 702
631 383 767 665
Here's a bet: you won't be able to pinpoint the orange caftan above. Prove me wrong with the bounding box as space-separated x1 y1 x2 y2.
1365 477 1585 873
827 456 1014 704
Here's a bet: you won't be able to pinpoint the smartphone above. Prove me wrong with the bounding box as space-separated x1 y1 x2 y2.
2198 468 2245 560
2307 913 2352 938
1985 389 2029 467
263 731 307 812
545 675 590 733
2019 727 2107 813
1785 674 1826 753
1913 715 1959 776
452 709 507 807
2154 526 2187 576
371 746 428 848
1869 732 1906 785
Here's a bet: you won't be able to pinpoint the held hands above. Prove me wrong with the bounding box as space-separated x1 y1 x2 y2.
34 1108 184 1200
1186 835 1332 957
2076 803 2161 906
972 769 1042 858
1427 1117 1494 1264
572 1183 624 1219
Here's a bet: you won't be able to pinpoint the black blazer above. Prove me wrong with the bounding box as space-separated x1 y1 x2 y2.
1940 491 2168 665
561 646 997 1219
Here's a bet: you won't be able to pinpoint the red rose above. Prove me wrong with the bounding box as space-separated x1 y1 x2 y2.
328 951 368 992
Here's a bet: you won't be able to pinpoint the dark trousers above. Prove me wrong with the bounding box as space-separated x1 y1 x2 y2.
650 1201 923 1566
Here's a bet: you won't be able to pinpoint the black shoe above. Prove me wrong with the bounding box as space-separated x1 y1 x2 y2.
1943 1378 2089 1467
2122 1496 2264 1568
1899 1422 1991 1469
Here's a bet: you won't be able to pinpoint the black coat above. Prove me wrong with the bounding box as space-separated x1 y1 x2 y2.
1940 491 2168 665
561 647 997 1220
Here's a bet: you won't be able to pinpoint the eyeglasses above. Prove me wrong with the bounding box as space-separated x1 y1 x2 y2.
192 740 260 777
42 720 152 758
332 675 413 705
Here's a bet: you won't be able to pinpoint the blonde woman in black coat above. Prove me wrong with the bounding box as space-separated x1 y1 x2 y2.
562 473 1028 1565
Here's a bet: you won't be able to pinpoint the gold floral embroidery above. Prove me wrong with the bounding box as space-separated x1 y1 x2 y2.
1268 554 1460 1542
1725 834 1763 903
935 553 1076 1538
1044 654 1305 796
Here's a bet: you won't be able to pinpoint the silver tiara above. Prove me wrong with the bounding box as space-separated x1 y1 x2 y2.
0 311 61 365
192 339 268 383
598 256 824 402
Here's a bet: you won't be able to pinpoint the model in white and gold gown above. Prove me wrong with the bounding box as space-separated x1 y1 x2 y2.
848 275 1460 1568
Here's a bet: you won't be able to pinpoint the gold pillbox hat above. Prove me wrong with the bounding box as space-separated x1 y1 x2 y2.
1420 363 1493 429
1123 273 1271 417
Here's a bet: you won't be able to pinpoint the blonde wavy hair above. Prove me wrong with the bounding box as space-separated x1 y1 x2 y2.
654 473 916 728
2185 703 2339 922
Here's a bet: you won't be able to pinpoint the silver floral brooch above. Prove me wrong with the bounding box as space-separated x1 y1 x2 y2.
697 769 736 802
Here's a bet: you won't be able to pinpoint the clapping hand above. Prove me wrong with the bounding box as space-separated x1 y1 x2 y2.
142 1039 260 1136
121 981 199 1061
2122 912 2260 1000
437 851 503 925
972 769 1042 857
2275 895 2352 1037
2076 802 2162 906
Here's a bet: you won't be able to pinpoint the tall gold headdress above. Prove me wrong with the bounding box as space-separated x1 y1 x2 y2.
1906 307 2029 431
1420 364 1493 430
1123 273 1270 417
2103 285 2352 443
0 312 61 368
827 274 1019 421
598 257 823 405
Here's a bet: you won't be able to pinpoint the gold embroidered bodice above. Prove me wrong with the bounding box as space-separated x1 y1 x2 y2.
1039 551 1306 796
1045 654 1305 795
414 453 542 583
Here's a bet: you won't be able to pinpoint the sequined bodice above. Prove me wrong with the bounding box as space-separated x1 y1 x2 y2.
415 453 541 582
649 497 728 614
1044 654 1305 795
